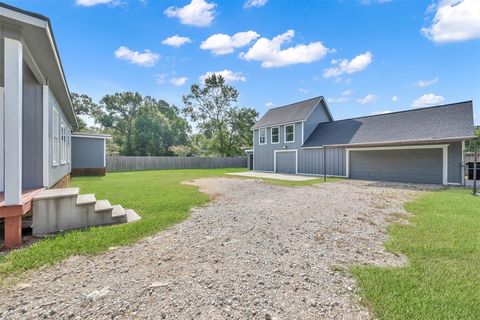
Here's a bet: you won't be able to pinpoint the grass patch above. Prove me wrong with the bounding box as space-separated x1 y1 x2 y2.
352 188 480 320
0 168 246 282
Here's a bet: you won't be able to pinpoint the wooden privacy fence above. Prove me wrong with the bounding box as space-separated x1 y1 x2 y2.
107 156 247 172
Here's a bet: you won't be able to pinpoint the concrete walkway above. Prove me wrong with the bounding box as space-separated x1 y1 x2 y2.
227 171 317 181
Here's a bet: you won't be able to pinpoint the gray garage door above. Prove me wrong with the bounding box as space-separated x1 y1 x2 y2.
276 151 296 174
350 148 443 184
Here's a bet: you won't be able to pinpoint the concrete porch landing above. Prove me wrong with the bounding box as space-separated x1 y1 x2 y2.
227 171 317 181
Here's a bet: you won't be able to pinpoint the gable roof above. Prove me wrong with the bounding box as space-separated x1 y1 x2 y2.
252 96 331 129
303 101 475 148
0 2 77 126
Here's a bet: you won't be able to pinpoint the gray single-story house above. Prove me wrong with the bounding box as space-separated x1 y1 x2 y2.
252 96 475 185
71 132 111 177
0 3 133 248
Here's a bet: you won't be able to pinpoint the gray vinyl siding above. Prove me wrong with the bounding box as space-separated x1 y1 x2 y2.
303 101 331 143
448 141 463 184
72 137 105 169
22 62 43 189
253 122 303 172
48 90 71 187
298 147 346 176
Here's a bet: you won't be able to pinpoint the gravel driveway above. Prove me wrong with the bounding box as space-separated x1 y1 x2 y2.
0 178 429 319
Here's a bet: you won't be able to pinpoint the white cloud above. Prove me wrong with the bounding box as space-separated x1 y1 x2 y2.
162 35 192 48
164 0 216 27
200 31 259 55
323 51 373 78
328 96 350 103
415 77 439 88
199 69 246 83
411 93 445 108
422 0 480 43
392 96 400 102
371 110 392 115
155 73 167 84
75 0 118 6
240 30 330 68
170 77 188 86
357 94 379 104
114 46 160 67
244 0 267 8
266 102 276 108
298 88 309 94
342 89 353 96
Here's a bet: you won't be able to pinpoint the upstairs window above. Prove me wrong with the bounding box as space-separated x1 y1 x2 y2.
271 127 279 144
285 124 295 143
259 128 267 145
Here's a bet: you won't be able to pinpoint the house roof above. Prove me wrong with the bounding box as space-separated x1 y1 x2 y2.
0 2 78 126
303 101 475 148
252 96 329 129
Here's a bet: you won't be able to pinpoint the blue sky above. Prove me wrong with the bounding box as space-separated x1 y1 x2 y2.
9 0 480 123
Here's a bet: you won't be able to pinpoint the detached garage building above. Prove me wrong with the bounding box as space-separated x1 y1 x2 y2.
252 96 475 185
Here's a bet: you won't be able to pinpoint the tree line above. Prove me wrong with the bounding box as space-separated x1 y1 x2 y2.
72 74 258 157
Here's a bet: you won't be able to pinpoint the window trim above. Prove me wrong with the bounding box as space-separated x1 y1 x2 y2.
60 119 66 165
284 124 295 143
259 128 267 145
271 126 280 144
52 109 59 167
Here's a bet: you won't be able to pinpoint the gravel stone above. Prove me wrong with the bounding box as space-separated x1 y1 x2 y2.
0 178 437 319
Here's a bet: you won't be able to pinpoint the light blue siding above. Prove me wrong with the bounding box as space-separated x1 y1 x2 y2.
297 147 346 176
303 100 331 142
48 91 72 187
72 137 105 169
448 141 463 184
253 122 303 171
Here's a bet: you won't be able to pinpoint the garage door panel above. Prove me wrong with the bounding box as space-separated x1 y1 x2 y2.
276 151 296 174
350 149 443 184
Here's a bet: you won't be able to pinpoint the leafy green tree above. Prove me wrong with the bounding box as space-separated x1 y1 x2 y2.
70 92 101 132
97 92 143 155
133 105 170 156
183 74 258 156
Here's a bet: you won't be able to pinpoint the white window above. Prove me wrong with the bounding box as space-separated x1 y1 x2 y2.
60 120 66 164
67 129 71 164
52 110 59 166
259 128 267 145
271 127 279 144
285 124 295 143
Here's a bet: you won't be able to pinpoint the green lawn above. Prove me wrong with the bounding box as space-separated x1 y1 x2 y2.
0 168 245 282
352 188 480 320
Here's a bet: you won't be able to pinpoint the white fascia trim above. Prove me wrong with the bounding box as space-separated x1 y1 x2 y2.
42 85 49 187
71 134 111 140
0 7 48 28
301 146 324 150
271 126 280 144
284 124 295 144
244 149 253 153
346 144 449 185
253 121 301 130
274 149 298 174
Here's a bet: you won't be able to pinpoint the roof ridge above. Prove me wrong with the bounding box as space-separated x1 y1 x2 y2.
266 95 323 112
331 100 473 123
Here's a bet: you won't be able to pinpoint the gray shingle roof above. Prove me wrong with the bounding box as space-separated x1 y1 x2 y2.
252 96 325 129
303 101 475 147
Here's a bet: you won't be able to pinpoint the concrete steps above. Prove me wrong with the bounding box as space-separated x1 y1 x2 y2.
32 188 141 236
